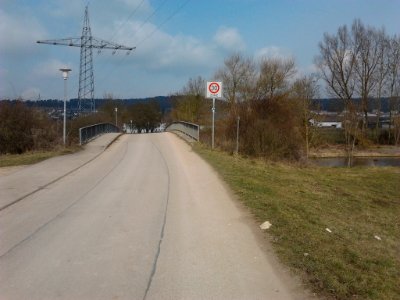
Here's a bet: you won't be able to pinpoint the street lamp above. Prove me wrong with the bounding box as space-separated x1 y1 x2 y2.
59 68 71 145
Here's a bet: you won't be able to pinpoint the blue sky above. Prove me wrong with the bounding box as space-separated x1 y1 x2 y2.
1 0 399 100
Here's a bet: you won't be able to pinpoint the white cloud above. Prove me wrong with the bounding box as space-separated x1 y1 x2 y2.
116 0 151 11
0 9 47 57
98 20 216 72
21 87 41 100
114 24 246 72
298 63 319 76
44 0 86 19
213 27 246 51
32 59 75 78
144 34 213 70
0 2 252 98
254 46 293 61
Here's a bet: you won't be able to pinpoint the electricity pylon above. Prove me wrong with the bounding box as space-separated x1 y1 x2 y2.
37 6 135 112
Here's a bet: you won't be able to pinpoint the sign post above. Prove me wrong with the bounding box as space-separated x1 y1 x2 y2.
236 116 240 154
206 81 222 149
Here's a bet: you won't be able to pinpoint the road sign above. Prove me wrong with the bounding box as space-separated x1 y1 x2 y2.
207 81 222 98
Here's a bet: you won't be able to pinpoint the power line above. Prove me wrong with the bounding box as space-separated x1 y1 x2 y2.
108 0 147 43
137 0 191 47
128 0 169 41
96 0 192 88
95 0 169 83
37 6 134 112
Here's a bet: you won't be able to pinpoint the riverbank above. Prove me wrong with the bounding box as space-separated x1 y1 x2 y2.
194 144 400 300
310 145 400 158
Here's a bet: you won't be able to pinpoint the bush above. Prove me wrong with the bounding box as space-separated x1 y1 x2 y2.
0 101 59 154
218 98 303 160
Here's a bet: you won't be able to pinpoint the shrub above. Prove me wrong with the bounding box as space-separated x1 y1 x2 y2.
219 98 303 160
0 101 59 154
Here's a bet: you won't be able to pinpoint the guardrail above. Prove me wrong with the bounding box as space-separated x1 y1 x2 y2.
79 123 119 145
165 121 200 141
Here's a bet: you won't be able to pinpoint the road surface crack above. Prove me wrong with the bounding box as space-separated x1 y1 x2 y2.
142 141 171 300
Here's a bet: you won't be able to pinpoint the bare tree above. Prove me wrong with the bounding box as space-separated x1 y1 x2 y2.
172 76 207 123
386 35 400 143
181 76 206 97
315 22 364 165
99 93 124 125
315 24 357 106
292 75 319 160
215 53 257 105
352 19 383 130
343 103 363 167
373 31 390 140
257 57 296 100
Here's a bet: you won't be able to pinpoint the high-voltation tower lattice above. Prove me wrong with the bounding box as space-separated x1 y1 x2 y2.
37 6 135 112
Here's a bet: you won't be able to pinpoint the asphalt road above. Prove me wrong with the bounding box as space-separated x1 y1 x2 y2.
0 133 309 300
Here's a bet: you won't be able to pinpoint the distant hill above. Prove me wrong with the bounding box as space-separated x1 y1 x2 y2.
10 96 173 114
313 98 395 112
2 97 396 113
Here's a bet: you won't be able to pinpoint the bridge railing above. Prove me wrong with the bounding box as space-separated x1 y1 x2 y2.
165 121 200 141
79 123 119 145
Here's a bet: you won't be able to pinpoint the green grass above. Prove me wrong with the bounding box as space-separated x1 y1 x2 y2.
0 147 81 168
194 144 400 300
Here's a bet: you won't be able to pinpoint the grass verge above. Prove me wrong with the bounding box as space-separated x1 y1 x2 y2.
194 144 400 300
0 146 81 168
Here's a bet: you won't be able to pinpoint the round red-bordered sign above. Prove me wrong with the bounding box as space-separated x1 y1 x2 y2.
208 82 220 94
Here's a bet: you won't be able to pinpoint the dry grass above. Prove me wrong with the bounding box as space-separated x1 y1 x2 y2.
195 144 400 300
0 146 81 168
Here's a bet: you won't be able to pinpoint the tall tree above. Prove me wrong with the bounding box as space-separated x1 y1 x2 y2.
315 24 357 106
374 31 390 139
352 19 383 129
386 35 400 143
171 76 207 123
292 75 319 160
181 76 206 96
215 53 257 106
99 93 125 125
257 57 296 100
128 101 161 133
315 21 365 164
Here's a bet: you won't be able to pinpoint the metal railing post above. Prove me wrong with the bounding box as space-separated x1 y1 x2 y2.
165 121 200 141
78 122 119 145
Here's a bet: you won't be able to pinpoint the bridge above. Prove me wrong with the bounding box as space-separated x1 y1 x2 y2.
0 128 303 299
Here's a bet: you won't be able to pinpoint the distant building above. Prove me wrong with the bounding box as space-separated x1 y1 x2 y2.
310 114 342 129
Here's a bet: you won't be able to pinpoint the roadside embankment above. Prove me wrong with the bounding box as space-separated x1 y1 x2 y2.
194 144 400 300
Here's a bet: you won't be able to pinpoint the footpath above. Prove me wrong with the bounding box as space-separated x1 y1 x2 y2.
0 133 122 211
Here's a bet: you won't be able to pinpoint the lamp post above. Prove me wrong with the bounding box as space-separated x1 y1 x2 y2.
59 68 71 145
